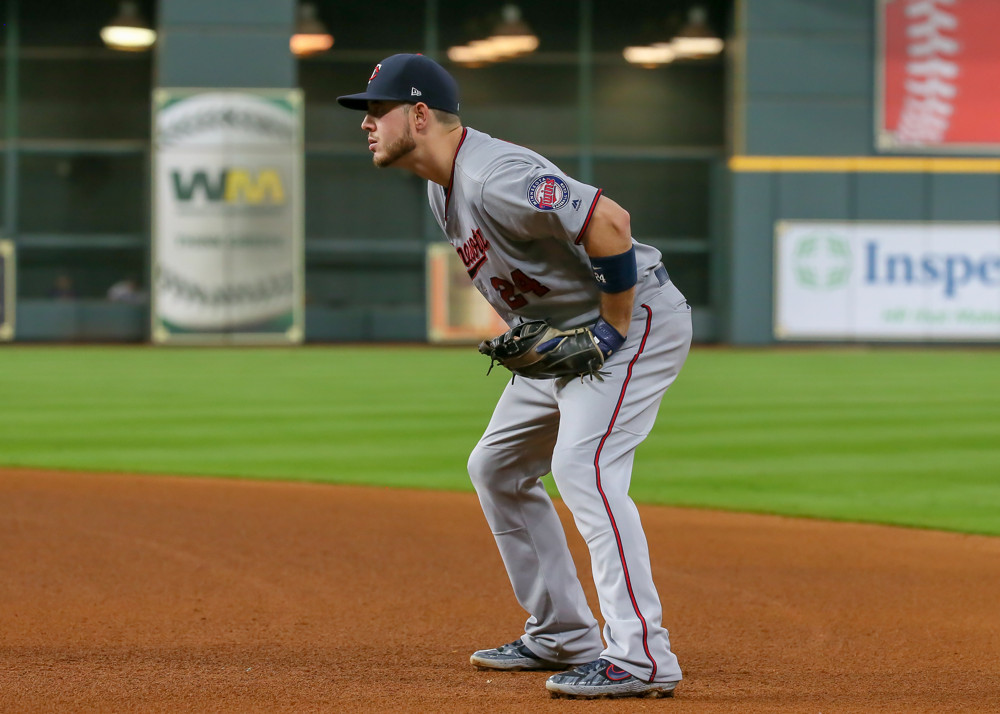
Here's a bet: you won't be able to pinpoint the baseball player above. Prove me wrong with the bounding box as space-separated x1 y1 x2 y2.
338 54 692 699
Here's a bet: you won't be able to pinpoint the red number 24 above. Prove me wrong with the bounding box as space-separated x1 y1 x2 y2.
490 269 551 309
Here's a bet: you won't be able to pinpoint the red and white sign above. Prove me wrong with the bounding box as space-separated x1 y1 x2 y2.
878 0 1000 152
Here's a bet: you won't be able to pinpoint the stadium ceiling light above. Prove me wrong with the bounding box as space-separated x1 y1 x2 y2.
623 43 677 69
100 1 156 52
448 4 538 67
291 2 334 57
485 4 539 58
447 41 499 68
670 5 724 58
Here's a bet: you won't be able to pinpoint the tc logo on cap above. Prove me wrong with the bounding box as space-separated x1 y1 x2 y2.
369 64 381 83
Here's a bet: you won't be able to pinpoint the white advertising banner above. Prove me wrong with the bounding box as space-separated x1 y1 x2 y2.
152 89 304 344
0 240 14 341
775 221 1000 341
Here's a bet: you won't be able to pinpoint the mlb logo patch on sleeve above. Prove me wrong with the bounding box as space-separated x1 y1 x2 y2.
527 175 570 211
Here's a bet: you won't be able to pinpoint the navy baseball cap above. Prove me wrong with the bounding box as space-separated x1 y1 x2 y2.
337 53 460 114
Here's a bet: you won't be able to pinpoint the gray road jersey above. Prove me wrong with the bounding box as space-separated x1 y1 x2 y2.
428 127 663 329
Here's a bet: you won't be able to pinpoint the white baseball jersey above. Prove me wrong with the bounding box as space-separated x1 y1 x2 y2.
428 127 663 330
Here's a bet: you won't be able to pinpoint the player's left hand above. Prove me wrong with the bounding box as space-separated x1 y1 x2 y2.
591 317 626 358
478 320 606 380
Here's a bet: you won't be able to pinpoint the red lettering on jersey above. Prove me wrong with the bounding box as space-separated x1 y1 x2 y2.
456 228 490 278
541 179 557 208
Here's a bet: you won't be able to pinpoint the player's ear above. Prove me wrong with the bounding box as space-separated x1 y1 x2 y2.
410 102 431 129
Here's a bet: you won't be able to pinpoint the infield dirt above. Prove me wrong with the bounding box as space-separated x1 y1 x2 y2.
1 468 998 713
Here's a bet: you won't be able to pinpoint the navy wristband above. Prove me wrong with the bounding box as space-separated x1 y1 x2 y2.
593 317 626 357
590 246 637 293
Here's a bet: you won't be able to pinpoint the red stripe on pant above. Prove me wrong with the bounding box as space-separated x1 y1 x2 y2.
592 304 656 681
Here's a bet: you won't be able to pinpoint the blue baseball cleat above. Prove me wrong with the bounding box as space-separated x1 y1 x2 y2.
469 638 570 671
545 658 679 699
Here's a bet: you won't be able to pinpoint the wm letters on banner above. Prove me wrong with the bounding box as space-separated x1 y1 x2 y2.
151 90 304 344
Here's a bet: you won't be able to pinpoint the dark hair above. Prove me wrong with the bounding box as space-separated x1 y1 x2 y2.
432 108 461 126
402 104 461 127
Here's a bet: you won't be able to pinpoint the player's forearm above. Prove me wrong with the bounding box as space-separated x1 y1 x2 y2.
599 286 636 336
583 196 636 335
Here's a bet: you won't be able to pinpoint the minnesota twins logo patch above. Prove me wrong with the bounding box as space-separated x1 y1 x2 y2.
527 175 570 211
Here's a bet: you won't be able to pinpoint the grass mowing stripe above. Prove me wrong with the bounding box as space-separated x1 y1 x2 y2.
1 346 998 535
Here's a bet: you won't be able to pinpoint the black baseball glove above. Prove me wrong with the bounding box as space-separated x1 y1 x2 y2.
478 320 606 380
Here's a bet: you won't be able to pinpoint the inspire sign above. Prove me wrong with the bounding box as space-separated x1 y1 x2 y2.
774 221 1000 341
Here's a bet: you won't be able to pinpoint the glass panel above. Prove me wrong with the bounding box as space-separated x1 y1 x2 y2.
0 54 6 138
592 159 711 239
450 63 578 148
660 251 710 307
19 153 146 233
306 261 424 309
319 3 424 52
17 246 146 299
19 57 152 140
305 155 425 240
592 63 724 147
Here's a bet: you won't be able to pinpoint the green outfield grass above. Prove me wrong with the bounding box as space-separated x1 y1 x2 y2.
1 345 998 535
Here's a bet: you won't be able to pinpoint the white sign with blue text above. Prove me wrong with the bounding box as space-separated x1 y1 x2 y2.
774 221 1000 341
